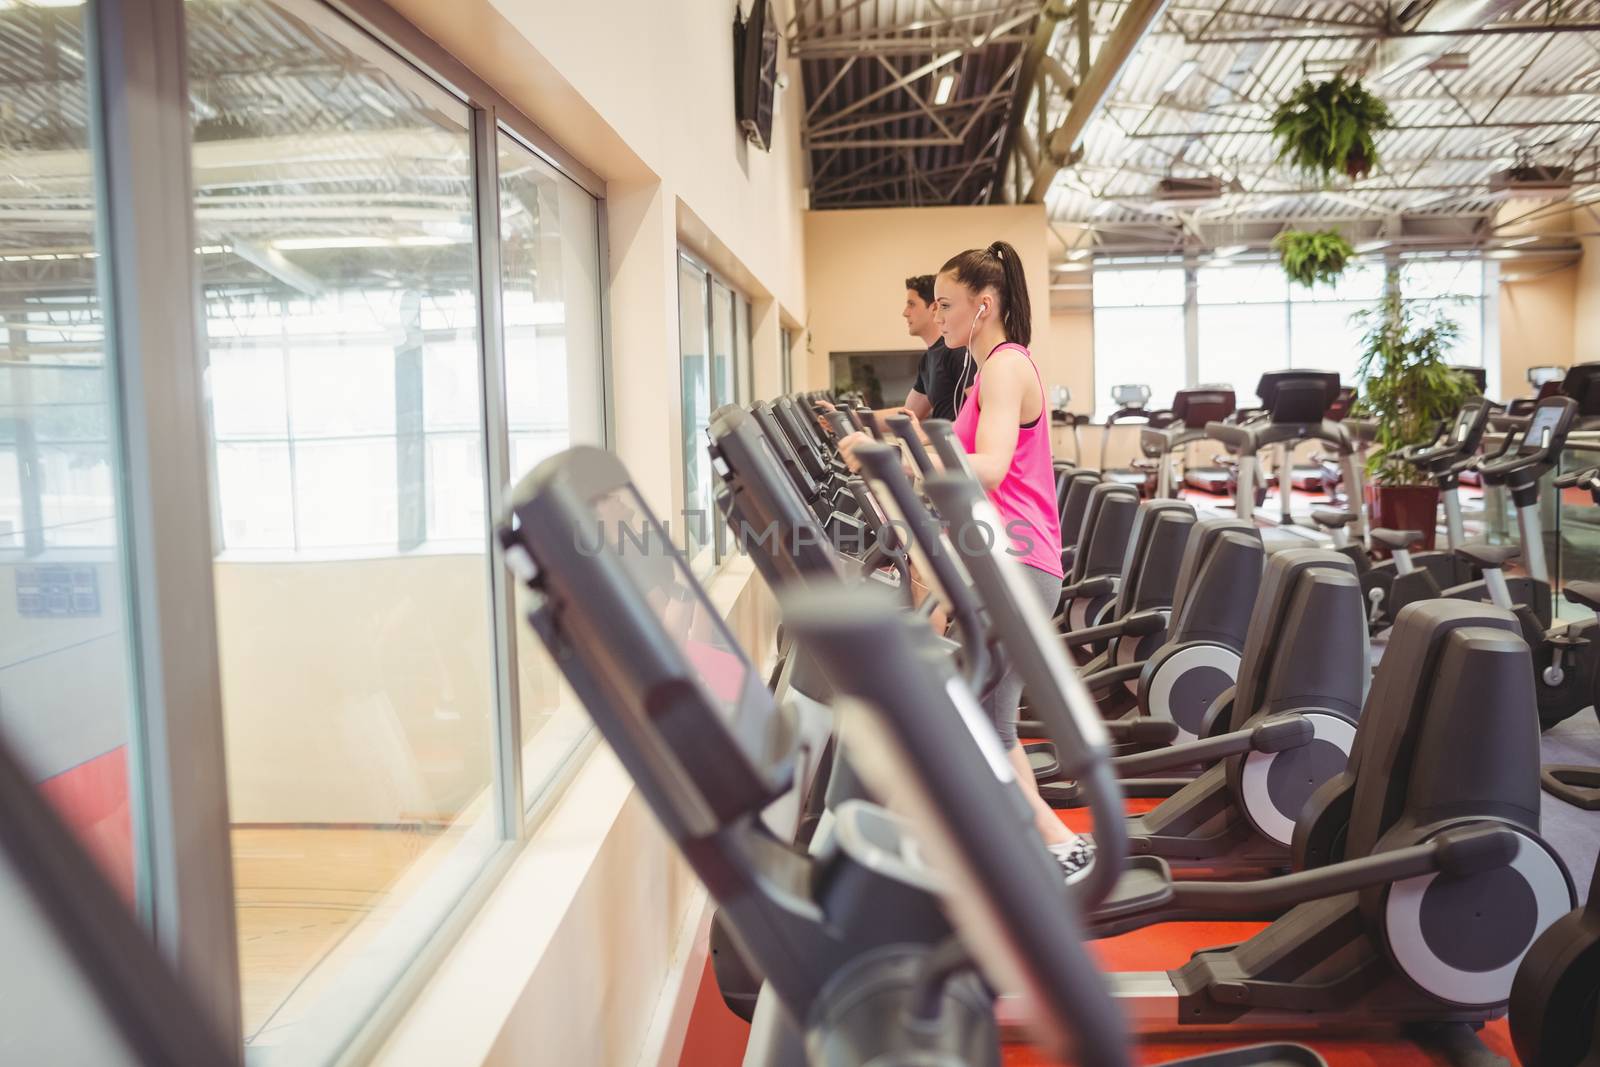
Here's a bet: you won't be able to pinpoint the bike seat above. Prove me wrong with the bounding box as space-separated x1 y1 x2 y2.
1311 507 1357 529
1371 528 1424 550
1455 543 1521 569
1562 580 1600 613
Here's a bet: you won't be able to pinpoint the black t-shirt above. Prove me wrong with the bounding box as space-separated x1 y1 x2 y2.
911 339 972 421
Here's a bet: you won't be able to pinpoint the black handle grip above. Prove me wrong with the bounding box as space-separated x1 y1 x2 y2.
886 414 936 475
1206 421 1251 450
1120 609 1166 637
1113 719 1180 747
1250 714 1315 754
1433 825 1520 877
1478 449 1547 479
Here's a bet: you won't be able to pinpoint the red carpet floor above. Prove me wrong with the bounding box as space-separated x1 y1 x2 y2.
674 797 1523 1066
676 931 1517 1067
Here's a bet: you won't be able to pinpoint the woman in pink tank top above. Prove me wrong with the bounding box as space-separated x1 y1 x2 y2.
934 241 1091 881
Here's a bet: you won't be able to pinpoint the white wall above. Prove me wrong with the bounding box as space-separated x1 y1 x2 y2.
1500 263 1578 396
803 204 1058 391
1576 234 1600 365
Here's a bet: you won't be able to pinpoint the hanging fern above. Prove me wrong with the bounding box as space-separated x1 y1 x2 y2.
1272 229 1355 288
1270 76 1394 181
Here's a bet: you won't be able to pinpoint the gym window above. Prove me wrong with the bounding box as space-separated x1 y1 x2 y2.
1092 257 1488 414
678 251 754 575
1 0 609 1063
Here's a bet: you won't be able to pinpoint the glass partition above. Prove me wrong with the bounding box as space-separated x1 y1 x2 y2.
678 256 713 571
190 0 499 1057
0 0 142 907
497 128 605 808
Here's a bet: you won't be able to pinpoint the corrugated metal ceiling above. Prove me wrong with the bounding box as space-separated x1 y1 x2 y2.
794 0 1042 207
1040 0 1600 250
793 0 1600 252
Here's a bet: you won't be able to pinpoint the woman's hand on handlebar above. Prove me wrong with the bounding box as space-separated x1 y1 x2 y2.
836 430 870 472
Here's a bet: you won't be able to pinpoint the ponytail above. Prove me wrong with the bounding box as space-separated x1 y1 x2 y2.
989 240 1032 348
939 240 1032 347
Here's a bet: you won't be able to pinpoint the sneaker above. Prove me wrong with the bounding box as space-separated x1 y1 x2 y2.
1047 836 1097 885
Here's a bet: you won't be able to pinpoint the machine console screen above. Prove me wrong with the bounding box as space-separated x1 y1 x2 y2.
1523 405 1565 452
590 485 764 724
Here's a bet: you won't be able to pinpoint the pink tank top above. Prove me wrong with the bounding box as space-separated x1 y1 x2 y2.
952 343 1065 579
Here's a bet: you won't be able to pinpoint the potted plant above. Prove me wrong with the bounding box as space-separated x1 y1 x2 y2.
1271 75 1394 181
1273 229 1355 288
1352 288 1477 551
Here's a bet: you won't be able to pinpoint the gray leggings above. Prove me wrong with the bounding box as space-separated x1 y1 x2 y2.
983 563 1064 750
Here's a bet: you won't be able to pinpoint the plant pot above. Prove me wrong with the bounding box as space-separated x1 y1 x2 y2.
1365 483 1440 556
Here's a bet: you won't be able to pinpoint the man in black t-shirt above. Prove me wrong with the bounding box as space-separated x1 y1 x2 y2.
891 274 971 421
911 336 971 421
816 275 971 430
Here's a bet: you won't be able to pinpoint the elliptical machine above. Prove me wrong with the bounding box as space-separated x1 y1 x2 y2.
1315 396 1494 632
1511 853 1600 1067
1139 386 1238 499
1100 383 1164 497
1385 395 1575 680
1206 370 1366 540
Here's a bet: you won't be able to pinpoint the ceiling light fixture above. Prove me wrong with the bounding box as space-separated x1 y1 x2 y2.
1163 60 1199 94
357 92 395 119
933 72 956 106
1211 244 1248 259
1379 52 1435 83
1354 239 1388 254
273 237 394 251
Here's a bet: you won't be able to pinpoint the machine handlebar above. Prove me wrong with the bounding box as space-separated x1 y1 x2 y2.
886 414 936 476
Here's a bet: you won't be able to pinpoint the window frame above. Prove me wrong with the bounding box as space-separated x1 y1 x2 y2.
676 250 753 574
68 0 614 1062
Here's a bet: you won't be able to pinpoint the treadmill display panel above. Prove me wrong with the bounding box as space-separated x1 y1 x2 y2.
754 405 821 501
591 484 765 720
1523 404 1565 452
756 433 824 529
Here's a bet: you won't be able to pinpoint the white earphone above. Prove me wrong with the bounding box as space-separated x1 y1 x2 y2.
951 347 972 413
952 300 991 411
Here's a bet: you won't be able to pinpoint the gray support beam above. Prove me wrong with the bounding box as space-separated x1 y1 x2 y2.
395 290 425 552
226 237 324 297
807 136 964 149
1017 123 1041 175
1186 20 1600 44
86 0 243 1057
1125 119 1600 139
989 2 1068 202
1183 259 1199 389
1028 0 1171 202
1042 51 1075 95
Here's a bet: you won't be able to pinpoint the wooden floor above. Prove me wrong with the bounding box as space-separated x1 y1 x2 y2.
232 824 457 1045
